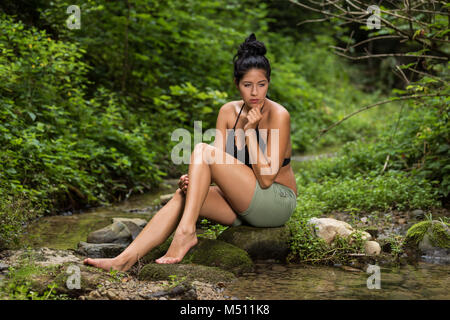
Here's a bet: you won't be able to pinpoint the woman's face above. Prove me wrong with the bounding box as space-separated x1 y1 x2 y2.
236 68 269 109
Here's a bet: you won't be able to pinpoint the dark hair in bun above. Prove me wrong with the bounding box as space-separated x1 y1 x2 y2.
233 33 271 85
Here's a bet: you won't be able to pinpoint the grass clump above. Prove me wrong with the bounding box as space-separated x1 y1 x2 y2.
0 251 69 300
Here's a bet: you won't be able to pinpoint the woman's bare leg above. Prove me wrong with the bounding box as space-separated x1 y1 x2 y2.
83 188 186 271
156 143 257 264
83 183 240 272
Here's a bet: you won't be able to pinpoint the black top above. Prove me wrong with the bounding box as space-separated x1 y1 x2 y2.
225 101 291 169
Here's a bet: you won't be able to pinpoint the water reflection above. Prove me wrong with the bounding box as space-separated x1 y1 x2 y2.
19 180 178 250
224 263 450 300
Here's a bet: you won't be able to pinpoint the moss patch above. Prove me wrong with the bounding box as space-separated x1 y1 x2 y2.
138 263 235 283
189 238 254 275
406 220 450 249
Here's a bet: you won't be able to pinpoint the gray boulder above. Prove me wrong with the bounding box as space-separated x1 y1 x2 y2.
87 221 132 244
112 218 147 240
77 241 127 258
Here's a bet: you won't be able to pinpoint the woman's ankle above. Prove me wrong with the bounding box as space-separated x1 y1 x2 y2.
114 252 135 270
176 224 197 236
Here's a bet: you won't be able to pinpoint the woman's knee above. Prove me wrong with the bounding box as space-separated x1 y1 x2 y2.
192 142 216 164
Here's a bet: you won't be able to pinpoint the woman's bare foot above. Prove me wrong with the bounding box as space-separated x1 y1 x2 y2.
155 227 198 264
83 257 129 272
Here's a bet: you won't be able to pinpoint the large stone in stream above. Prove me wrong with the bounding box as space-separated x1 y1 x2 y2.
112 218 147 240
87 221 132 244
77 241 127 258
217 225 292 261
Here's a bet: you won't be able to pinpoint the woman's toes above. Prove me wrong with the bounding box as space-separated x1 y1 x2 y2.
155 256 179 264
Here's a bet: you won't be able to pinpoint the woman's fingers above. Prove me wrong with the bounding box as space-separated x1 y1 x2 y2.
178 174 188 188
179 175 188 194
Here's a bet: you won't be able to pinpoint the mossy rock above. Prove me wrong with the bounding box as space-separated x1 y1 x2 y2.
141 237 253 276
8 262 115 298
51 263 123 296
138 263 235 283
405 220 450 249
189 238 254 275
217 225 291 261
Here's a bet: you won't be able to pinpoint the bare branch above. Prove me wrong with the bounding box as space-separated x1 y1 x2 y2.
332 51 448 61
345 35 405 51
395 65 410 85
408 9 450 16
297 17 331 26
407 67 449 83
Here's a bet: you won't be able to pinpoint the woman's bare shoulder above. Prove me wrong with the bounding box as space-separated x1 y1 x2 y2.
220 100 242 114
217 100 243 127
268 100 290 118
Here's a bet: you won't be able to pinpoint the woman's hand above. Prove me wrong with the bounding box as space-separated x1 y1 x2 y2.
244 106 263 131
178 174 189 195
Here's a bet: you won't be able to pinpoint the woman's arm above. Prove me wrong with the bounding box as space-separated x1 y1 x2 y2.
246 109 291 189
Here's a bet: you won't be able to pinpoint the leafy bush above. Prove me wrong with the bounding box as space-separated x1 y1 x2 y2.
0 194 43 250
0 14 168 245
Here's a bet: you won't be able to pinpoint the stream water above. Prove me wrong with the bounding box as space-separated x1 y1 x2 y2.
18 159 450 300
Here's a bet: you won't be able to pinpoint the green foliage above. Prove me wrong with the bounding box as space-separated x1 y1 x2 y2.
38 0 268 105
299 169 439 214
0 0 446 254
198 219 229 239
0 14 165 209
382 235 405 260
162 274 187 290
107 268 127 282
267 33 383 153
381 96 450 199
0 194 42 250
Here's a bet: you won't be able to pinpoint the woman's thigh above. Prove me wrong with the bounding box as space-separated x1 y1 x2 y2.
200 143 257 214
199 185 238 226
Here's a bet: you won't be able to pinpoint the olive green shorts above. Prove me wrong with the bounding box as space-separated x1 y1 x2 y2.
232 181 297 228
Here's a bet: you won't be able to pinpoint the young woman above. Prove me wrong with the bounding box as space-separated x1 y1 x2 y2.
83 33 297 270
